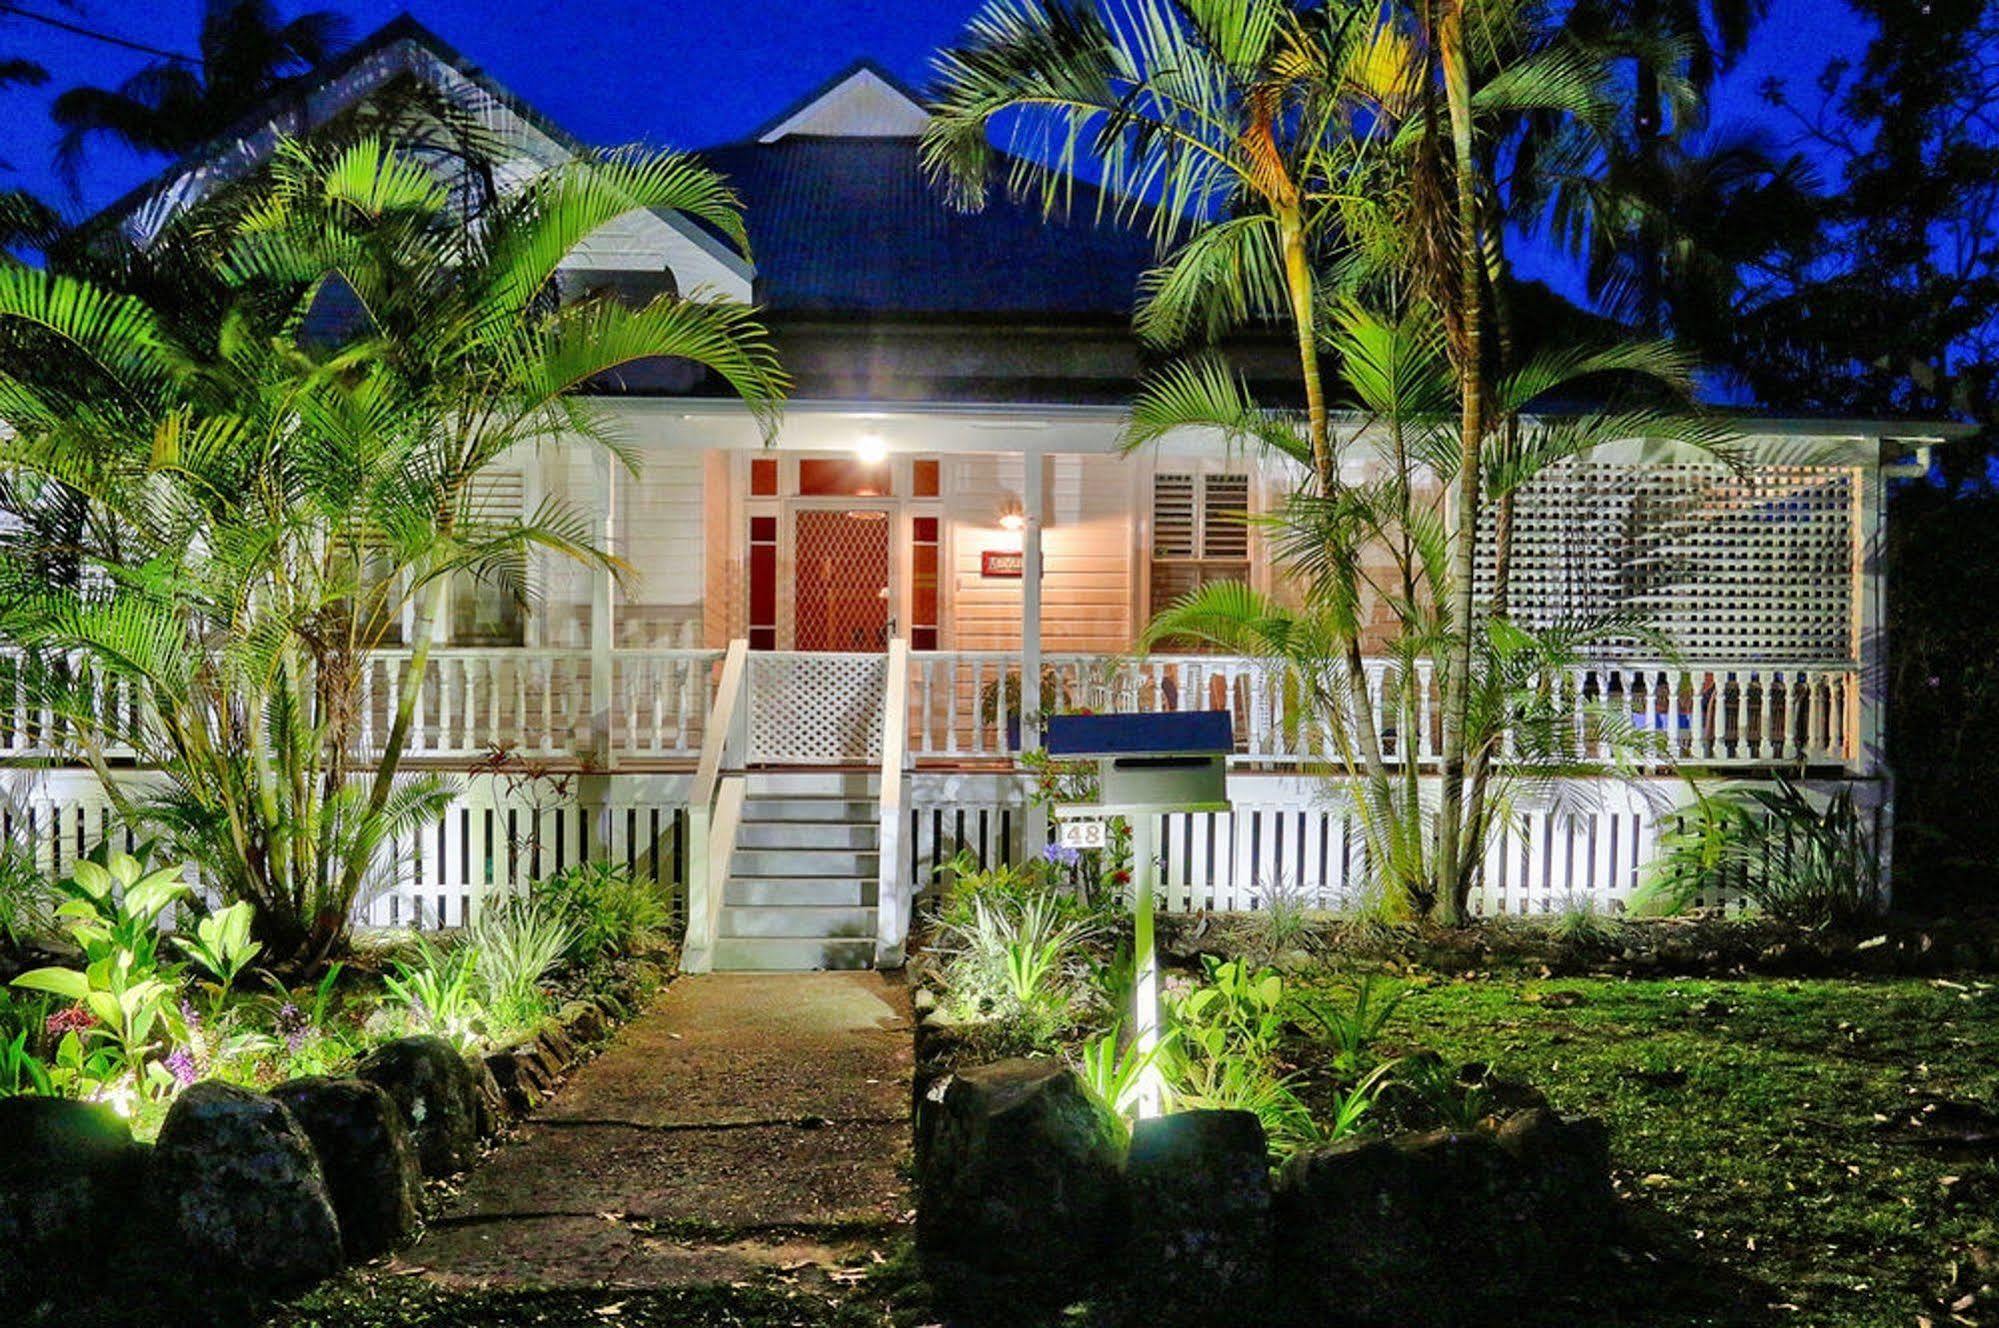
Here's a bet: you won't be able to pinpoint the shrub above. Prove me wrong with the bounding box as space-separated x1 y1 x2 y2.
382 934 483 1048
8 847 192 1105
1162 957 1319 1151
1245 872 1315 961
536 862 669 965
1296 974 1408 1076
938 891 1095 1049
468 899 577 1032
1641 778 1884 929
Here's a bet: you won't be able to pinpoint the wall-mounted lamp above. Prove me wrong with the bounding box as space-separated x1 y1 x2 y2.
855 432 888 466
998 497 1025 532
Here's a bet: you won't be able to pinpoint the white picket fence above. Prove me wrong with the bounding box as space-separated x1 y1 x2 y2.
2 768 1886 930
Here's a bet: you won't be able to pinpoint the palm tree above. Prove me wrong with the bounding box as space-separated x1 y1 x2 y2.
924 0 1407 488
0 135 786 962
51 1 348 190
1538 125 1819 356
1129 300 1725 916
1561 0 1773 328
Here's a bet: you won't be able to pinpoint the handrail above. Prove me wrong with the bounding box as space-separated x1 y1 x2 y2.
875 638 910 968
686 775 746 969
692 640 750 812
682 639 750 973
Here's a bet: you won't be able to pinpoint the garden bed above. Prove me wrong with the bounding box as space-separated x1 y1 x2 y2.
903 851 1998 1326
0 851 679 1327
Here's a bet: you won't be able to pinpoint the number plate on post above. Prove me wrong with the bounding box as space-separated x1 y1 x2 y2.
1058 819 1108 851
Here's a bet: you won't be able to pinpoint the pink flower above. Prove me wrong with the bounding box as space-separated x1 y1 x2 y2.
45 1005 95 1038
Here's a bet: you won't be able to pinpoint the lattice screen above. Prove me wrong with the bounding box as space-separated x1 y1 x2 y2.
1475 463 1857 662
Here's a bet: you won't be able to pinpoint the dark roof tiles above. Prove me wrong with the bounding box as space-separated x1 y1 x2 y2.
696 136 1158 318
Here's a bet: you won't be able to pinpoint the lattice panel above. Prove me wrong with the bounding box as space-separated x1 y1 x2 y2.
747 653 886 765
1476 463 1857 662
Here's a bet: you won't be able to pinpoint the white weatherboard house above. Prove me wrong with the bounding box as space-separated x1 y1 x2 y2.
2 18 1965 970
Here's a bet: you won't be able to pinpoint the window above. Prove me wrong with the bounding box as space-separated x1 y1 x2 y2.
1149 471 1251 619
446 470 526 646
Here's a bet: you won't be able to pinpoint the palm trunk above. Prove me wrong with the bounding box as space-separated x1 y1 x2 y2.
334 575 446 912
1279 205 1394 802
1280 209 1331 486
1435 0 1486 925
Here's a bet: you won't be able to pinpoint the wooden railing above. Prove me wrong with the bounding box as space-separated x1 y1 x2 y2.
906 651 1865 771
3 645 1865 773
2 646 724 765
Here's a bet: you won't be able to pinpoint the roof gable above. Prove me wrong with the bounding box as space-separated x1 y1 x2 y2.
97 16 751 298
755 61 929 142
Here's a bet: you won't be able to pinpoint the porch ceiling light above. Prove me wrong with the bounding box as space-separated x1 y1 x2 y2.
855 431 889 466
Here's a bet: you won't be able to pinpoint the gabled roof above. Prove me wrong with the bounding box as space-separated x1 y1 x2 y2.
753 61 930 142
88 14 751 288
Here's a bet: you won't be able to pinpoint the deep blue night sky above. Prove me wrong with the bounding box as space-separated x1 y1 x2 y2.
0 0 1875 298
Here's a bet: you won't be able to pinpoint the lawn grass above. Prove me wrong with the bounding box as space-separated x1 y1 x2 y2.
1282 971 1999 1327
264 973 1998 1328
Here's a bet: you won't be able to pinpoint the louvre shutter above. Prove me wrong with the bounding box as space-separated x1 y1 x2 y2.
1149 469 1253 627
465 469 525 528
1202 473 1250 559
1152 472 1199 558
450 468 528 646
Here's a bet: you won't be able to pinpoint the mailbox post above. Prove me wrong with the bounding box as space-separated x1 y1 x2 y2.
1045 710 1232 1115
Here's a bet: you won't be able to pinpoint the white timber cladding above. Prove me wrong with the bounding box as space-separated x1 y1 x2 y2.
1479 460 1861 661
616 447 707 646
944 453 1134 651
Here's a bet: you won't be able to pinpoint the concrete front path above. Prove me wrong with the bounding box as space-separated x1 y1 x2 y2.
394 972 914 1290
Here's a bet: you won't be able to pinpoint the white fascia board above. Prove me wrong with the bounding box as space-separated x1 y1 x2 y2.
601 398 1946 469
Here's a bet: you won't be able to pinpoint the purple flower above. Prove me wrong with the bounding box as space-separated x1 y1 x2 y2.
165 1048 199 1088
275 1002 309 1053
1042 842 1082 868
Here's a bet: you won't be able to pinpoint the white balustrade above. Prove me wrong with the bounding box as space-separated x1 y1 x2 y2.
905 651 1861 771
2 642 1863 773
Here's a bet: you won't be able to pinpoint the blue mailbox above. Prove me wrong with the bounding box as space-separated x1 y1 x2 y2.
1044 710 1233 813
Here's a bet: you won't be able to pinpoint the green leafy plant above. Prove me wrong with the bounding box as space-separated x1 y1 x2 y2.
1320 1060 1399 1142
175 900 264 991
468 898 577 1033
1246 873 1315 961
382 935 483 1048
1640 778 1884 929
938 891 1095 1048
0 841 53 948
1393 1052 1495 1132
0 1027 52 1097
9 849 190 1103
1073 1024 1170 1125
1171 958 1288 1065
1547 892 1621 946
1162 957 1317 1151
1297 975 1409 1076
535 863 668 965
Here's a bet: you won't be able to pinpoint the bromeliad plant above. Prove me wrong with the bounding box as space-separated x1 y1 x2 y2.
0 133 784 964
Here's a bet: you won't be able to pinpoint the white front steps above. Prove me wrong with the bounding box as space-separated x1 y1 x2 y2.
713 771 881 972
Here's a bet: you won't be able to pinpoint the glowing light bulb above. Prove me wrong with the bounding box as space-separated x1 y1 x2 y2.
855 432 888 465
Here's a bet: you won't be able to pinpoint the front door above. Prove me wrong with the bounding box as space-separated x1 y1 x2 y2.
793 506 893 651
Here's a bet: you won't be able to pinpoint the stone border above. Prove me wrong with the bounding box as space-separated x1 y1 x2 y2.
0 956 672 1325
